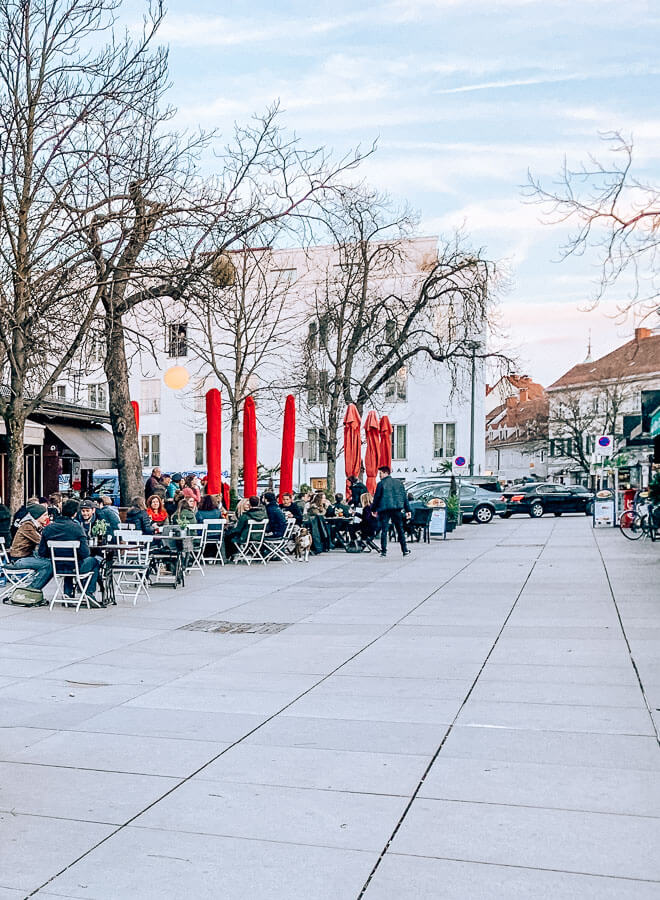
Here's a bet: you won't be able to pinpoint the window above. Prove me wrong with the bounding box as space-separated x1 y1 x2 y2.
319 370 329 404
433 422 456 458
385 319 396 343
385 367 408 403
307 427 327 462
87 383 107 410
319 315 329 349
140 379 160 415
306 370 318 407
167 323 188 358
273 267 296 282
89 330 104 364
193 377 211 413
392 424 407 460
141 434 160 467
54 385 66 402
307 320 318 351
194 433 205 466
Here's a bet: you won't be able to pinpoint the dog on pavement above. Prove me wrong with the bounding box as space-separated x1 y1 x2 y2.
293 527 312 561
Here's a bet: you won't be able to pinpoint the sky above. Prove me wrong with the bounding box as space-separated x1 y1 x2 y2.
135 0 659 385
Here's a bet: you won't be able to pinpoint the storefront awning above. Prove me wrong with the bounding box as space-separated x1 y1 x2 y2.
47 423 116 469
0 419 45 446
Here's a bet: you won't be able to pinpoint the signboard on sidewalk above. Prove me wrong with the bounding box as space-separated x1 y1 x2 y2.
593 491 615 527
429 504 447 538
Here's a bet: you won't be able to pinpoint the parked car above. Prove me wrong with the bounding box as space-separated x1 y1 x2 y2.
407 480 507 524
502 483 594 518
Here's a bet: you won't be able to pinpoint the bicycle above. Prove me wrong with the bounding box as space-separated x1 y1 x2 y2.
619 500 658 542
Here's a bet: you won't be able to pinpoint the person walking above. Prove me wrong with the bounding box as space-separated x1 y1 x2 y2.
372 466 411 557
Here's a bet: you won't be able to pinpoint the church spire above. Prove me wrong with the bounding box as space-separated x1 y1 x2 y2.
583 329 593 363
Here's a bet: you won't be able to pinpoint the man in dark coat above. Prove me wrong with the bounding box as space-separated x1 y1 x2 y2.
372 466 411 557
263 492 287 538
280 492 303 525
348 476 367 507
38 499 101 599
144 467 164 499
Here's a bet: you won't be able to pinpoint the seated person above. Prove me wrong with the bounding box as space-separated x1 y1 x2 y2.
96 495 121 537
125 497 155 534
77 499 98 538
280 492 303 525
0 499 11 547
171 496 201 528
47 493 63 522
326 493 350 517
11 495 39 538
38 499 101 599
405 492 429 537
7 503 53 590
307 491 329 516
347 492 379 550
224 496 267 559
146 494 168 527
197 493 226 522
263 491 287 538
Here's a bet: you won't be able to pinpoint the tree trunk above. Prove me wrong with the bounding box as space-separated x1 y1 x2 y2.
104 314 143 505
230 409 240 494
325 403 340 495
6 408 26 513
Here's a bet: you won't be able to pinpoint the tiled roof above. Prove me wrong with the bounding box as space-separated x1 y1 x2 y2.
548 333 660 390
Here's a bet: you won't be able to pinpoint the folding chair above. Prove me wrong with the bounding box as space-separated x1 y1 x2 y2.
112 534 153 605
117 522 137 531
48 541 95 611
203 519 225 565
0 537 36 602
185 524 208 576
263 519 296 564
410 507 433 543
233 521 267 566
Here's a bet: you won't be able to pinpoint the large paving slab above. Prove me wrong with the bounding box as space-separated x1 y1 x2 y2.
0 515 658 898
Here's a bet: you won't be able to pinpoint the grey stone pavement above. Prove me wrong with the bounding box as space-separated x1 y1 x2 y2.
1 516 659 900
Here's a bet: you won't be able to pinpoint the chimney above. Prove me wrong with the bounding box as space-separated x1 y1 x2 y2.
505 396 517 409
519 389 529 403
635 327 652 341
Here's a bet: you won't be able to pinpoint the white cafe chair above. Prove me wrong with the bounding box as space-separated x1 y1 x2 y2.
0 537 35 602
202 519 225 566
263 519 296 564
233 521 267 566
113 534 153 605
185 524 208 576
48 541 95 611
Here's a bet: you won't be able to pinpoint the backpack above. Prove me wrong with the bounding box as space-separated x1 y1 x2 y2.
4 587 47 607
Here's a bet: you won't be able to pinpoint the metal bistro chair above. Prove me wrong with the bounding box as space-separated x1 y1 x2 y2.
202 519 226 566
48 541 95 611
185 524 208 576
113 534 153 605
233 521 267 566
263 519 296 564
410 507 433 543
0 536 36 602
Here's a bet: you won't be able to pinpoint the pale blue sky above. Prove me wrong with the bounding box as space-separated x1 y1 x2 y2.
146 0 659 384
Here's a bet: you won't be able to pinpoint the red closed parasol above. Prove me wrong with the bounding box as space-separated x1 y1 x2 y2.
279 395 295 502
343 404 362 498
205 389 222 495
243 396 258 498
364 411 380 495
222 481 231 510
378 415 393 470
130 401 139 435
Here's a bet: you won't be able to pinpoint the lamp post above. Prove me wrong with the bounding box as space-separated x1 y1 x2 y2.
467 341 481 477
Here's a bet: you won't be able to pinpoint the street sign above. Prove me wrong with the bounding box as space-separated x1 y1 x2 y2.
594 435 613 456
453 455 467 473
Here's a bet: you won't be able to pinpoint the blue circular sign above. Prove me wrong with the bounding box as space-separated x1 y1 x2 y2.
598 436 611 448
455 456 466 467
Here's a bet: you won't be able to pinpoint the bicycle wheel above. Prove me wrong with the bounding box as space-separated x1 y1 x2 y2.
619 510 644 540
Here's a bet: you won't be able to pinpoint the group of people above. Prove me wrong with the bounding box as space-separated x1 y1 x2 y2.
138 468 226 532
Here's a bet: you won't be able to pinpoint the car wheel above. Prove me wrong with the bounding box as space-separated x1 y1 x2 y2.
554 511 562 517
474 504 494 524
529 502 544 518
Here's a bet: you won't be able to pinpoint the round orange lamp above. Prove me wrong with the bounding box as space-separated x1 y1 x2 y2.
163 366 190 390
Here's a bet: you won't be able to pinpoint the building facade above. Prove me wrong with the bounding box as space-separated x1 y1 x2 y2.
485 376 548 483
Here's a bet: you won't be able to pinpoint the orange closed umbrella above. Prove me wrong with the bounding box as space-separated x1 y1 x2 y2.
343 404 362 498
378 415 393 470
364 411 380 495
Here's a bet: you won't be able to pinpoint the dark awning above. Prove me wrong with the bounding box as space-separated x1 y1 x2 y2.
47 423 116 469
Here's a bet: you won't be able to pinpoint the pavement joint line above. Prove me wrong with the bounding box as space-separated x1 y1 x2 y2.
383 850 660 884
25 532 499 897
591 529 660 748
355 521 554 900
407 795 660 820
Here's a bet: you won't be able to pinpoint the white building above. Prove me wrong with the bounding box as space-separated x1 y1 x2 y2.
122 237 486 491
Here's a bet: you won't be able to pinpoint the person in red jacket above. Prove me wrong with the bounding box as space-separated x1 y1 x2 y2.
146 494 168 527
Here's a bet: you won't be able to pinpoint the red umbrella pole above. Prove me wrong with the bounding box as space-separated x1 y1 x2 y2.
130 401 139 435
243 396 258 498
279 394 296 502
206 389 222 495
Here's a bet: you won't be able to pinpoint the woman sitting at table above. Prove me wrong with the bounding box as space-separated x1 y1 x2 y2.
307 491 329 516
197 493 226 522
348 492 379 550
183 475 202 504
125 497 155 535
146 495 168 527
172 495 201 527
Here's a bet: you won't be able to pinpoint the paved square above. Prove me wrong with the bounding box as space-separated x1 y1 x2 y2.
1 517 658 899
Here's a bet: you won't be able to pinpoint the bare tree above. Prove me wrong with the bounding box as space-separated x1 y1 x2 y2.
302 187 507 492
526 132 660 320
0 0 170 509
180 243 301 492
548 380 632 475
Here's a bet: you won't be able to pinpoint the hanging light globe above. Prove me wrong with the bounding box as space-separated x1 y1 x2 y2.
163 365 190 390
